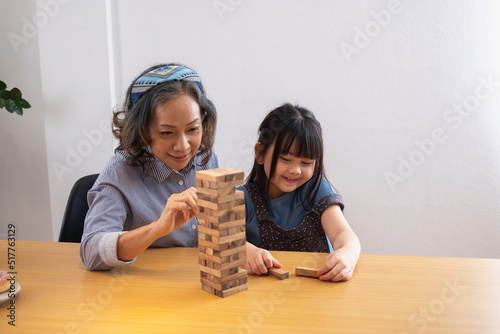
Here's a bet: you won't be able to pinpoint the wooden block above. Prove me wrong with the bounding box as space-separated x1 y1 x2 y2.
197 178 244 191
295 267 320 278
228 238 246 248
198 225 220 237
233 225 246 234
199 251 222 264
197 218 208 228
201 282 247 298
219 228 230 237
206 204 245 218
226 266 240 275
209 179 244 189
218 168 244 180
221 283 248 298
196 186 235 197
198 210 245 227
217 219 246 230
222 267 247 282
220 258 246 271
198 190 244 205
200 264 223 278
268 267 289 280
201 282 217 295
195 168 244 183
202 275 247 292
198 195 245 211
219 245 246 258
197 217 245 231
197 210 245 227
197 198 219 211
216 190 244 204
218 231 245 244
200 233 212 242
229 253 241 262
202 267 247 285
196 169 227 183
194 178 204 187
222 276 248 290
198 237 222 251
201 277 222 291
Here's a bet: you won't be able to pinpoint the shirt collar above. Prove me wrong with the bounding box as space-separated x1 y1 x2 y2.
148 156 194 183
117 147 195 183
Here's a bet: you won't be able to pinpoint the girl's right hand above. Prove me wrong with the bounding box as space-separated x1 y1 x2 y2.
245 242 282 275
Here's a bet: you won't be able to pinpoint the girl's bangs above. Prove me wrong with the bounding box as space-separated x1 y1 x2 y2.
279 122 322 160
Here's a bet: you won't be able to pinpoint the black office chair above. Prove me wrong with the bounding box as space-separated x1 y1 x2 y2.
58 174 99 242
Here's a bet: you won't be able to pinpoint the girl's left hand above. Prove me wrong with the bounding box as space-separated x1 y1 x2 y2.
317 248 357 282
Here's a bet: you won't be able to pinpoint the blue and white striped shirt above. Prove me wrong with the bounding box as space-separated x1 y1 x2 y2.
80 150 218 270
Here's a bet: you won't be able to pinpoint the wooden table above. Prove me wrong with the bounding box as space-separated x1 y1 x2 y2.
0 240 499 333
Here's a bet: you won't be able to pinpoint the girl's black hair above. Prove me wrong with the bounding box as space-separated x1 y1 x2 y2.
247 103 327 210
112 63 217 168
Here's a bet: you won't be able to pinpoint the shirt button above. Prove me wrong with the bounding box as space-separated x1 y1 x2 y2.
179 180 184 186
191 224 196 230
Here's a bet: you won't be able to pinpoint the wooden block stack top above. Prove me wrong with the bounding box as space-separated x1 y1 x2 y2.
195 168 248 298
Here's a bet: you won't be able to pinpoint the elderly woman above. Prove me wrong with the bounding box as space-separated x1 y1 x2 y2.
80 64 218 271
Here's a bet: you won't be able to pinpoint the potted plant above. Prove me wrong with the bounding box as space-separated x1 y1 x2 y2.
0 80 31 115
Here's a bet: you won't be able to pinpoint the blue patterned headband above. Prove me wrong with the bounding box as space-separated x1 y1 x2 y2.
130 65 205 104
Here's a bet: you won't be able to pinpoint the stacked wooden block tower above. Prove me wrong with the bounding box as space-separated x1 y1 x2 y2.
195 167 248 298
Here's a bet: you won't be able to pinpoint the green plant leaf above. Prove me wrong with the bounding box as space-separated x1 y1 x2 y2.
1 82 30 115
17 98 31 108
0 90 10 99
5 99 16 113
10 88 22 100
6 100 22 115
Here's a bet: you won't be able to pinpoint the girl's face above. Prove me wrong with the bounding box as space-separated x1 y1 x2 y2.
256 139 316 199
148 94 202 171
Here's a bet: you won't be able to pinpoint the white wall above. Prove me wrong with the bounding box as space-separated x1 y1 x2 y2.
0 0 52 241
1 0 499 258
37 0 114 241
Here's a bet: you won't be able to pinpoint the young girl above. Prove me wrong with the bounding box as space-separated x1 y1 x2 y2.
242 103 360 281
80 63 218 270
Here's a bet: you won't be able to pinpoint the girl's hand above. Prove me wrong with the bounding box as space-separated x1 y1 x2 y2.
155 187 199 236
245 242 282 275
317 248 357 282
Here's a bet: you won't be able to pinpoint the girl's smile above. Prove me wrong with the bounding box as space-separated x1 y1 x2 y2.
282 176 299 183
256 140 316 199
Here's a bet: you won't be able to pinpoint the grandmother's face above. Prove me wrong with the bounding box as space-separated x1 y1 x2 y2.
148 94 202 171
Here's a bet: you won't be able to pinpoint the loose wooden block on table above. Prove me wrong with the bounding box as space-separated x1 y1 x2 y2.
196 168 248 298
295 267 320 278
267 267 289 280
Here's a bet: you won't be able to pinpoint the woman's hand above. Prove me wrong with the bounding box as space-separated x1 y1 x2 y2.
245 242 282 275
117 187 199 262
155 187 199 235
317 248 357 282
